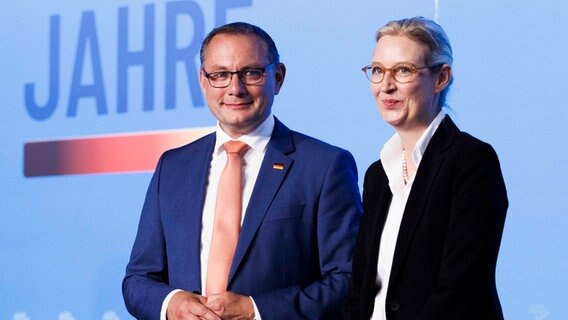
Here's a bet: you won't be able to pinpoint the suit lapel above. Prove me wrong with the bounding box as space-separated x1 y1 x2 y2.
389 116 459 282
228 119 295 285
174 133 215 290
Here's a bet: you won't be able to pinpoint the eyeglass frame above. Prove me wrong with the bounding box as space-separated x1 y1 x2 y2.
361 63 441 84
202 63 277 88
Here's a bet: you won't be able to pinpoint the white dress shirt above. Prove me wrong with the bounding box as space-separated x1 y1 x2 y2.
371 110 446 320
160 115 274 320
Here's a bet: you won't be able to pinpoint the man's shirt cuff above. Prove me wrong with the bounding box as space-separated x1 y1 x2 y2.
160 289 183 320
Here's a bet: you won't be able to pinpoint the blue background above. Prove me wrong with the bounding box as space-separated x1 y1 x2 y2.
1 1 566 319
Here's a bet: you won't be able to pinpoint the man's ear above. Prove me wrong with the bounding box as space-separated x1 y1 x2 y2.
198 68 207 92
274 63 286 95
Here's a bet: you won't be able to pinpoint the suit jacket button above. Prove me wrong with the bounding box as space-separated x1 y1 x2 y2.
388 300 400 311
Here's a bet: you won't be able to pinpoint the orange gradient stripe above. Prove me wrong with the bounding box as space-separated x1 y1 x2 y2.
24 127 214 177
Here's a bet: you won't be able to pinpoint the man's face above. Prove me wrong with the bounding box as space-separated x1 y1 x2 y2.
199 34 286 138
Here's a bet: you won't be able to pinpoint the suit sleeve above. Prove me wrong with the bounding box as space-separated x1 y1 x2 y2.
417 141 508 319
252 149 363 320
122 154 176 320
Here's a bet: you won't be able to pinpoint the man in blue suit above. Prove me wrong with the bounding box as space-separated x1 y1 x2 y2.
122 22 362 320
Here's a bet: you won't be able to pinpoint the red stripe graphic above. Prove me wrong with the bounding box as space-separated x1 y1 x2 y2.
24 127 214 177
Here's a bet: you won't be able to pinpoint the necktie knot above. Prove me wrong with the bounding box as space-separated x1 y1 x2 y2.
223 140 249 156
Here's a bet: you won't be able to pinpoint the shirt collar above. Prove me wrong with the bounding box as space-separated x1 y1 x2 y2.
214 114 275 156
380 109 447 190
410 109 447 166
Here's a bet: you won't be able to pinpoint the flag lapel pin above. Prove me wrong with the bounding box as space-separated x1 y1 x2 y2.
272 163 284 170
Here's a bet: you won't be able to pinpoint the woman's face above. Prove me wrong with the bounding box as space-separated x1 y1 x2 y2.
370 35 447 132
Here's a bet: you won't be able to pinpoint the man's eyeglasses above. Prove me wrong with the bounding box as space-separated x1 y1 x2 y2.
361 63 439 84
202 63 276 88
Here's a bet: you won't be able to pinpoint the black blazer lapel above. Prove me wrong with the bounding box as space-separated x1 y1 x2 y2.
366 165 394 296
389 116 459 282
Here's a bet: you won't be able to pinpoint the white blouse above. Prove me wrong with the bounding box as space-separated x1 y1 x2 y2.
371 109 447 320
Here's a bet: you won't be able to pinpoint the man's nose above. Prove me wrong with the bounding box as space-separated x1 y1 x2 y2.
227 73 247 94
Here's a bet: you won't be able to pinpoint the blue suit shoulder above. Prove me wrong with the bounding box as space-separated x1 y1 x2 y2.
272 118 353 159
159 132 215 162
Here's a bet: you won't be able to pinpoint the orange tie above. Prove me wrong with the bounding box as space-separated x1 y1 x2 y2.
206 140 250 296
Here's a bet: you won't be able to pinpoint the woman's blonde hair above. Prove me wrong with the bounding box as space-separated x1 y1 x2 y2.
377 16 454 107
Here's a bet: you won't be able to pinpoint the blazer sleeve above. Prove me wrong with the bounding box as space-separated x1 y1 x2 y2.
416 140 508 319
252 149 363 320
122 154 175 320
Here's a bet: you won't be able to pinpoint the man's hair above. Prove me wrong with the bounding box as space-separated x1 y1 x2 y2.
377 16 454 107
200 22 280 65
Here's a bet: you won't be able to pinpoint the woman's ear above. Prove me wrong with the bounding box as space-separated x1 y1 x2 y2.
434 64 452 93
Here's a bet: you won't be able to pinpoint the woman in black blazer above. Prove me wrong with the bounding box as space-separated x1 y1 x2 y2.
344 17 508 320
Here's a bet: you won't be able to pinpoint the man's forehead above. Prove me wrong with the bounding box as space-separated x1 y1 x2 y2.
202 34 269 66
